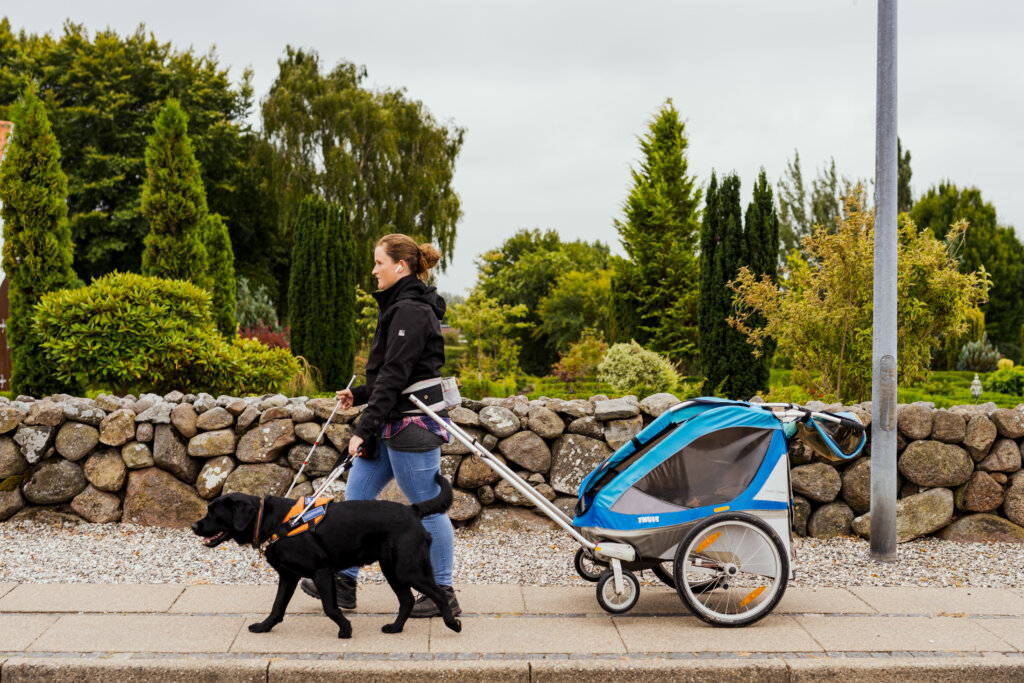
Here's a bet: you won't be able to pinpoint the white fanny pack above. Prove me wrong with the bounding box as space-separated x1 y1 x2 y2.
401 377 461 414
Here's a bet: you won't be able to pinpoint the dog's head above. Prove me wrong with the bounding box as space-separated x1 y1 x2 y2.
190 493 261 548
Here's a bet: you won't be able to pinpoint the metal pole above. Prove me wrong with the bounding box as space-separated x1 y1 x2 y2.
870 0 898 562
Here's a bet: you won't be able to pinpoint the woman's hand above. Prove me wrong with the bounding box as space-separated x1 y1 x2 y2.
335 389 354 410
349 435 365 457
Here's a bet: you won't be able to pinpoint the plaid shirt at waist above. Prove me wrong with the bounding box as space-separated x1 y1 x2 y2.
381 415 452 443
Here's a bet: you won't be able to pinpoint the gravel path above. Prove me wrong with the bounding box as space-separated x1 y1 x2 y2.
2 519 1021 589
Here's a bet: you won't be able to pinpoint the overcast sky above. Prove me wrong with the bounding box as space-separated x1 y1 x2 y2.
7 1 1024 295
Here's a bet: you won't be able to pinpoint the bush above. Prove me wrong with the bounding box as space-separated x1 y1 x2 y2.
597 341 679 398
239 321 291 349
236 276 280 330
456 370 518 400
551 329 608 395
998 358 1015 371
34 272 298 395
958 333 1001 372
986 366 1024 396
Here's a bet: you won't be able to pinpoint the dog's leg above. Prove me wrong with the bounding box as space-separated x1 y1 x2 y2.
379 560 415 634
313 569 352 639
409 577 462 633
249 572 298 633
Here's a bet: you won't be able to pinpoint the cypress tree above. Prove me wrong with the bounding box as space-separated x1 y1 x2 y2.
0 88 80 395
610 100 702 368
140 99 209 285
739 170 780 396
204 213 237 337
288 195 355 388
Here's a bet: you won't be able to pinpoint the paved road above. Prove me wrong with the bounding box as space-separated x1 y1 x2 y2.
2 582 1024 680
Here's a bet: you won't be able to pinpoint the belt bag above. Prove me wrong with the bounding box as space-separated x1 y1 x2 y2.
400 377 461 414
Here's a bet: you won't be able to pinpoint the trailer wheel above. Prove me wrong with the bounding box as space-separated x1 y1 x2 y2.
573 548 606 582
654 561 717 593
596 569 640 614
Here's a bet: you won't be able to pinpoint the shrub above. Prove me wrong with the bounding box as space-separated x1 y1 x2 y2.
551 329 608 395
958 333 1000 372
986 366 1024 396
236 276 280 330
239 321 291 349
597 341 679 398
998 358 1015 371
34 272 298 395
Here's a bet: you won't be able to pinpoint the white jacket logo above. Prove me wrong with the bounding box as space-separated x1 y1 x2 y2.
638 515 659 524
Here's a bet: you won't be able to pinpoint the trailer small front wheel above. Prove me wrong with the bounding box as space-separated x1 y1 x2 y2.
574 548 607 582
596 569 640 614
673 512 788 627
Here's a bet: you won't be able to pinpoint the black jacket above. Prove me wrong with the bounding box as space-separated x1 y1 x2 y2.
351 275 447 445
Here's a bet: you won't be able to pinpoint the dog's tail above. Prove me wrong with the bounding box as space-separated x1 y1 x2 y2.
413 472 454 518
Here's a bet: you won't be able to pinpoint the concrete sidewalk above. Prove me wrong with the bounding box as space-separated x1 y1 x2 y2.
2 582 1024 681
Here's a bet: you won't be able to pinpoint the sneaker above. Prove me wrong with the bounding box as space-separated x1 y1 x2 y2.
409 585 461 618
300 574 357 609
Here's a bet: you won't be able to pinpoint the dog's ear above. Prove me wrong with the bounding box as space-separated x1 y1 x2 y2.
233 499 257 532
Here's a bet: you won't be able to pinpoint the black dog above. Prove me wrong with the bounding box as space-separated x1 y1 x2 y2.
190 472 462 639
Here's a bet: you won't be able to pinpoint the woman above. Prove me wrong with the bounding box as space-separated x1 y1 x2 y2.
300 234 458 618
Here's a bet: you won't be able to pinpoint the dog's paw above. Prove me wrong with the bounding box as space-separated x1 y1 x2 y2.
381 622 403 634
337 625 352 639
248 621 272 633
445 618 462 633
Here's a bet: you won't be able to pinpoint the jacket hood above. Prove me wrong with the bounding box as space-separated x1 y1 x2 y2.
374 275 446 320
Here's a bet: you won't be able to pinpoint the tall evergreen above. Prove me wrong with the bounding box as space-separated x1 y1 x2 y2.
205 213 237 337
0 87 79 395
140 99 209 285
610 99 702 369
288 195 355 388
740 170 780 395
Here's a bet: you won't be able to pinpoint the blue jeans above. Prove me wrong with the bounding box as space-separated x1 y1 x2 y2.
337 440 454 586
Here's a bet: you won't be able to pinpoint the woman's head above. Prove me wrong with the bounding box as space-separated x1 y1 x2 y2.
372 233 441 289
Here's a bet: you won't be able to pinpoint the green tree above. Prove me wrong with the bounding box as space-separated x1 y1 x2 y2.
0 87 79 395
0 20 264 284
699 172 753 398
288 195 355 388
262 47 464 292
910 183 1024 360
898 138 913 213
537 269 613 352
447 289 528 381
205 213 237 337
740 170 780 395
140 99 209 285
610 100 702 369
731 202 990 403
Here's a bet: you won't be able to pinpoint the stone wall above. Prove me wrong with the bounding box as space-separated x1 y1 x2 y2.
1 390 1023 543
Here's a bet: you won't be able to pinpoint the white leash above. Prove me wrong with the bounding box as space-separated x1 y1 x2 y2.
284 375 355 498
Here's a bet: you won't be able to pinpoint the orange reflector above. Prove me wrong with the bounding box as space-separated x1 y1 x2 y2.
695 532 720 554
740 586 766 607
714 505 730 512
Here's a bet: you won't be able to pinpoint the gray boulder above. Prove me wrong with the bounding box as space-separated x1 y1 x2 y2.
477 485 495 505
594 398 639 421
123 467 207 527
639 393 681 418
791 462 842 503
478 406 520 438
0 436 27 479
498 431 551 473
22 458 88 504
61 401 105 427
604 415 643 450
54 422 100 462
449 406 480 427
187 429 237 458
456 454 504 489
955 471 1004 512
195 456 236 499
990 409 1024 439
807 501 855 539
258 394 288 411
440 455 462 483
293 421 322 444
896 404 932 440
0 488 25 521
898 441 973 487
549 434 613 495
440 427 483 456
936 513 1024 543
14 424 57 464
260 406 290 424
323 424 353 453
977 438 1022 473
25 400 64 427
1003 473 1024 527
930 411 966 444
99 409 136 447
527 406 564 439
121 441 154 469
235 405 261 434
791 495 811 536
286 442 339 478
448 489 482 521
134 401 173 424
153 425 200 483
288 404 315 423
163 390 185 404
494 480 535 507
567 416 604 440
170 403 199 438
235 419 295 463
71 485 122 523
306 398 361 424
0 405 27 433
469 505 558 533
222 463 294 498
851 487 954 543
196 407 234 431
135 423 154 443
83 449 127 492
840 458 871 514
193 393 216 413
963 415 997 461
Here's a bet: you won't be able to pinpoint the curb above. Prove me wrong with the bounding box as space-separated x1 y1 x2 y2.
4 656 1024 682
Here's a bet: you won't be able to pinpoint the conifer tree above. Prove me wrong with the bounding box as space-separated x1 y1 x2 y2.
140 99 209 285
204 213 237 337
288 195 355 388
610 100 702 369
739 170 780 395
0 87 79 395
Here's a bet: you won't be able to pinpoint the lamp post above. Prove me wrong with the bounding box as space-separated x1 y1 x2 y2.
971 373 983 404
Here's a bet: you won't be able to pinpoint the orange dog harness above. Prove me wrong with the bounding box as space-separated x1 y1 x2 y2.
271 496 333 542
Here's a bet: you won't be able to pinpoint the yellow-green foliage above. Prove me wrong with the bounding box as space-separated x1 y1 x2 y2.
34 272 298 395
997 358 1015 371
597 341 679 398
730 202 990 404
